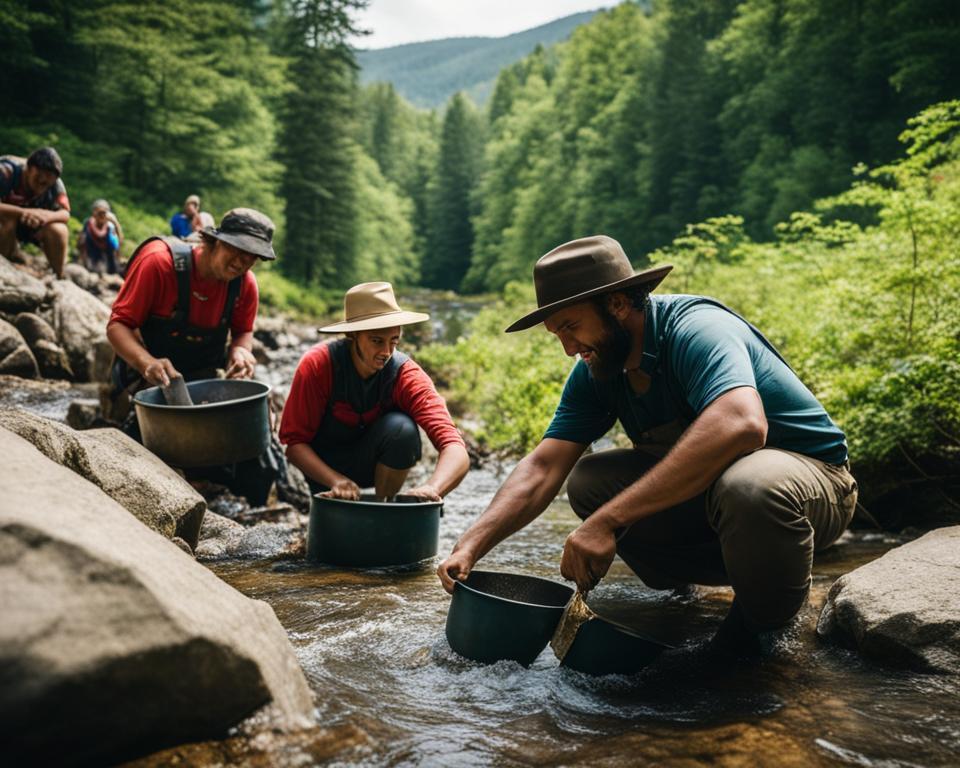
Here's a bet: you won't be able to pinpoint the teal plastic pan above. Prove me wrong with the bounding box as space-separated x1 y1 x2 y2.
561 616 671 675
307 493 442 567
445 570 573 666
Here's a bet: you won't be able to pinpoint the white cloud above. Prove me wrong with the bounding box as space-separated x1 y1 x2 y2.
353 0 621 49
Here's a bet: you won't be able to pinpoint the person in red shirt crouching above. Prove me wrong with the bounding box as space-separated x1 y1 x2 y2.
106 208 282 504
280 282 470 502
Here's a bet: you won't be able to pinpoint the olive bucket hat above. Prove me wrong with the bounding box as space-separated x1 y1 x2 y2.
504 235 673 332
202 207 276 261
318 282 430 333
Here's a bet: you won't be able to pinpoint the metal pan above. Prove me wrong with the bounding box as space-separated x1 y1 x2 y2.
307 493 443 567
133 378 270 467
445 570 573 666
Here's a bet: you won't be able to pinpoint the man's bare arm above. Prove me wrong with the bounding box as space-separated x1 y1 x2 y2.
106 320 180 386
437 437 586 592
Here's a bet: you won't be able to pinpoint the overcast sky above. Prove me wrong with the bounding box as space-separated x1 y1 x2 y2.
353 0 621 50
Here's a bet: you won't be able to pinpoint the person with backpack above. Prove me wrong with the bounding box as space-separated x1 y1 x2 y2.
106 207 284 505
0 147 70 277
279 282 469 502
436 235 858 659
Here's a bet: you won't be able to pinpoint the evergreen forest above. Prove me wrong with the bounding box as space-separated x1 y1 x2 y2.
3 0 959 520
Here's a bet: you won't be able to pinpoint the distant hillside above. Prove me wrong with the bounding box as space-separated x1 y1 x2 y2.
357 10 602 109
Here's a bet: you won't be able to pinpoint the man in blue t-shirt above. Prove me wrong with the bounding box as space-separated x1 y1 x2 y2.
437 235 858 658
170 194 200 238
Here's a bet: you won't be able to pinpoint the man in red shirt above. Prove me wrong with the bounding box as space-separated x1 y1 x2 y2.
107 207 280 505
107 207 272 394
280 282 470 502
0 147 70 278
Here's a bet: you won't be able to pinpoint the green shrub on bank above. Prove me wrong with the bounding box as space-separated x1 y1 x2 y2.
417 281 570 454
255 267 336 321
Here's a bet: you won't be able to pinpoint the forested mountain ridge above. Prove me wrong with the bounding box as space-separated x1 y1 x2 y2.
356 10 601 108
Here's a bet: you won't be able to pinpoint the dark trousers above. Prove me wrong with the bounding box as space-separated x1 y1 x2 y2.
308 411 422 494
567 448 858 630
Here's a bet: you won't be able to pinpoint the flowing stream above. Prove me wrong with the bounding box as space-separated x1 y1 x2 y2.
187 491 960 767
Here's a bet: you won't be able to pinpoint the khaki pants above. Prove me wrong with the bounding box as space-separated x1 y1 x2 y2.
566 448 858 631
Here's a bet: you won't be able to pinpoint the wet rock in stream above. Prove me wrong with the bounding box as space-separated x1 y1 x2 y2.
0 427 314 767
818 524 960 673
0 408 206 548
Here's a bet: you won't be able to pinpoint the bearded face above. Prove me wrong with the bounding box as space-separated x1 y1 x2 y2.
583 304 632 382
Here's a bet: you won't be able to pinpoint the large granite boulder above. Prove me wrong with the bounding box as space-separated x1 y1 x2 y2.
0 318 39 378
0 427 314 767
817 526 960 673
51 279 112 382
0 408 207 549
14 312 72 379
0 255 47 313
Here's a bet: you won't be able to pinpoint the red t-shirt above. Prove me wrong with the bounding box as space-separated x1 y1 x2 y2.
280 341 466 452
109 239 258 336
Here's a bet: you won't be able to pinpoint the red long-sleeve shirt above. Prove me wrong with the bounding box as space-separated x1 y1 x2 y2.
109 239 258 335
280 341 465 452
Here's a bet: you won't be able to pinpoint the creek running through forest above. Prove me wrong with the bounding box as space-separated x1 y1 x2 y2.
5 293 959 767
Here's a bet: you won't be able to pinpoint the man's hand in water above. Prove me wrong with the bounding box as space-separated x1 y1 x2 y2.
404 483 442 502
321 477 361 500
142 357 180 387
560 515 617 593
437 546 475 594
225 345 257 379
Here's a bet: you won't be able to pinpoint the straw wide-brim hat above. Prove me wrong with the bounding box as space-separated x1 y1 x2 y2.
318 282 430 333
505 235 673 332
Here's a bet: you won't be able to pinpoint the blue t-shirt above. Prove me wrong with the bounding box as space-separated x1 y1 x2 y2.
544 294 848 464
170 212 193 238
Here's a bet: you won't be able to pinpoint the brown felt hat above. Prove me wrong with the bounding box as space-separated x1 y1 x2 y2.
504 235 673 333
318 282 430 333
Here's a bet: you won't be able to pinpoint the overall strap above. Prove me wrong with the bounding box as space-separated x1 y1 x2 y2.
161 237 194 328
220 276 242 330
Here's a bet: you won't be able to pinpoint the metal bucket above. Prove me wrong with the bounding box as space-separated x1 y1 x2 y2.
445 570 573 666
307 493 443 567
561 616 670 675
133 378 271 468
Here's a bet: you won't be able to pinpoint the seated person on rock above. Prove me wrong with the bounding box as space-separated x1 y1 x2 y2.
77 198 123 275
280 282 470 502
169 194 200 239
437 235 859 658
0 147 70 278
106 208 280 504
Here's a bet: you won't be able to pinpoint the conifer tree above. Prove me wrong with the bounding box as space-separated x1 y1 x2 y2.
276 0 367 286
422 93 484 290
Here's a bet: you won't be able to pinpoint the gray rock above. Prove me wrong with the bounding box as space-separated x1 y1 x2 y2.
0 255 48 313
13 311 56 345
15 312 72 379
817 526 960 673
0 408 207 548
0 319 39 378
66 398 101 430
51 279 112 382
0 427 314 767
63 262 98 291
196 510 305 561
